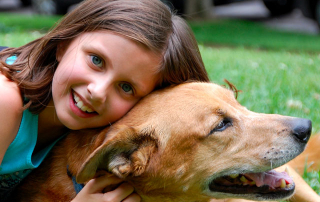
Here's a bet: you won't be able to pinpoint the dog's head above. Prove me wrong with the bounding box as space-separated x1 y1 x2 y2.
76 82 311 201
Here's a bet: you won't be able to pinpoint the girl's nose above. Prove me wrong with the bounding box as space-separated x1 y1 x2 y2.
87 80 110 103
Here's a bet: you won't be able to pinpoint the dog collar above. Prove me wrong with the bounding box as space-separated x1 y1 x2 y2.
67 166 84 194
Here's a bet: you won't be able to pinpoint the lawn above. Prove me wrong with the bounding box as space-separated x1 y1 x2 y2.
0 13 60 47
188 19 320 134
0 13 319 196
201 46 320 133
190 19 320 53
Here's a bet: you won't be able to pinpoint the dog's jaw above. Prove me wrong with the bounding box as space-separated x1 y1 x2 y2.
205 169 295 201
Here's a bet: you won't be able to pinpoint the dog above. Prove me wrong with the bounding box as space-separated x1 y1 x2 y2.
11 82 312 202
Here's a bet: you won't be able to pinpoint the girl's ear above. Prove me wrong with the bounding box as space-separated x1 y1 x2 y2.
56 41 69 62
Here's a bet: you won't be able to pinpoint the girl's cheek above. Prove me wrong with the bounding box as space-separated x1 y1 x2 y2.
110 100 136 122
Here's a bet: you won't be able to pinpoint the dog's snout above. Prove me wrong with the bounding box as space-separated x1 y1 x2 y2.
291 118 312 143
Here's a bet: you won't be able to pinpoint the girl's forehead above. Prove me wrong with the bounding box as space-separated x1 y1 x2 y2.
70 30 158 56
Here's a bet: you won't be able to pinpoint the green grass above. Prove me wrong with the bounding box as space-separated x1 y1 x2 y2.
0 13 60 47
303 170 320 195
190 20 320 52
1 13 319 198
0 13 60 31
200 45 320 133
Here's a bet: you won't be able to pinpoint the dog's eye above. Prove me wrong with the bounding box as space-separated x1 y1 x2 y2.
208 118 233 136
213 119 232 132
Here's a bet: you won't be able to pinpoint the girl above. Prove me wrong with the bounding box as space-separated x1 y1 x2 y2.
0 0 209 201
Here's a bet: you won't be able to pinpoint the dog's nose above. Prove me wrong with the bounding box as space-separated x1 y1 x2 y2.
291 118 312 143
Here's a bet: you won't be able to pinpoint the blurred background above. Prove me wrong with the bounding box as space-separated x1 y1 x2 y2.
0 0 319 151
0 0 320 34
0 0 319 194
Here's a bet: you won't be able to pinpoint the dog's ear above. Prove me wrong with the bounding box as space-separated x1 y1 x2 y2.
76 125 157 183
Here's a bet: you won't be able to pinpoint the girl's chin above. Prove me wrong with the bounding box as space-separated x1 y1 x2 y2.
62 121 88 130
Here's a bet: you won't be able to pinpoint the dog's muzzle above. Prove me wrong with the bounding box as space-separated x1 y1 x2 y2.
289 118 312 143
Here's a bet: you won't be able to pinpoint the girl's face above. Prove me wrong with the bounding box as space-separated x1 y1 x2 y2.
52 31 161 130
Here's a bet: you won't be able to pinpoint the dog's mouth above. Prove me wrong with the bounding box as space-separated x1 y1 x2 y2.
209 169 295 199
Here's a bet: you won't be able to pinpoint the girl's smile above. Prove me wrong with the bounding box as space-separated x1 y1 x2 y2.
70 90 97 118
51 31 161 130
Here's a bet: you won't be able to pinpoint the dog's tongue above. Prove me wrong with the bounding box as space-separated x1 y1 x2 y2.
244 170 293 188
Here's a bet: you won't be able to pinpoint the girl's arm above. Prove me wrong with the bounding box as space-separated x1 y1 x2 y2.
0 72 23 165
72 175 140 202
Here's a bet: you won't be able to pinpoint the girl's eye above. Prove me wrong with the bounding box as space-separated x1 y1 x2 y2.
119 83 134 94
90 55 103 68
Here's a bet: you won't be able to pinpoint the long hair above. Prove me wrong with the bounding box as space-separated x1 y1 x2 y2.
0 0 209 114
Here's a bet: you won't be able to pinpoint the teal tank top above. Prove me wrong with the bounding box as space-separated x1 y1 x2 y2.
0 55 62 199
0 109 57 176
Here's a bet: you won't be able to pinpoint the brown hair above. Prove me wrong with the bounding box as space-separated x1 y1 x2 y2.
0 0 209 114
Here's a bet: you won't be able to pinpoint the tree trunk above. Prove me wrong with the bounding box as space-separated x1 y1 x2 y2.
185 0 214 19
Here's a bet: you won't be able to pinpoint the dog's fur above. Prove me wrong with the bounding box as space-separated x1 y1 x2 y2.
11 82 313 202
287 135 320 175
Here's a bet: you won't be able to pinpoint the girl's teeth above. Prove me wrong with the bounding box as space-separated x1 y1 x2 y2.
76 101 84 108
74 94 80 102
81 105 88 111
86 108 94 113
73 93 94 113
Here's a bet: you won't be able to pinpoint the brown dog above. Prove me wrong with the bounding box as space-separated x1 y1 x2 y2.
12 82 312 202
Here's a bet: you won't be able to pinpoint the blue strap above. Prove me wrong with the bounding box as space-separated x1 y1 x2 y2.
72 175 85 194
0 46 8 52
5 55 17 65
67 166 84 194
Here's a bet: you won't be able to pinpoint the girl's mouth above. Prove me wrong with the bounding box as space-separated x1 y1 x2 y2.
70 91 98 118
73 93 95 113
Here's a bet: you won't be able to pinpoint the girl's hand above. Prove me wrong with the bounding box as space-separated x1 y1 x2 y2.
72 175 141 202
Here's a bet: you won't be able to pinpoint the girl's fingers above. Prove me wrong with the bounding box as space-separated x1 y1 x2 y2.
74 175 140 202
122 193 141 202
103 182 135 201
84 175 124 194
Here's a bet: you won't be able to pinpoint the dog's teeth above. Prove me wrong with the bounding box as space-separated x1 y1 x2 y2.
280 179 286 188
229 174 239 178
285 166 290 175
240 176 249 183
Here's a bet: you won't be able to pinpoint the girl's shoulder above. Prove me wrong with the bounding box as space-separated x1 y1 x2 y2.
0 72 23 109
0 48 21 107
0 72 23 164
